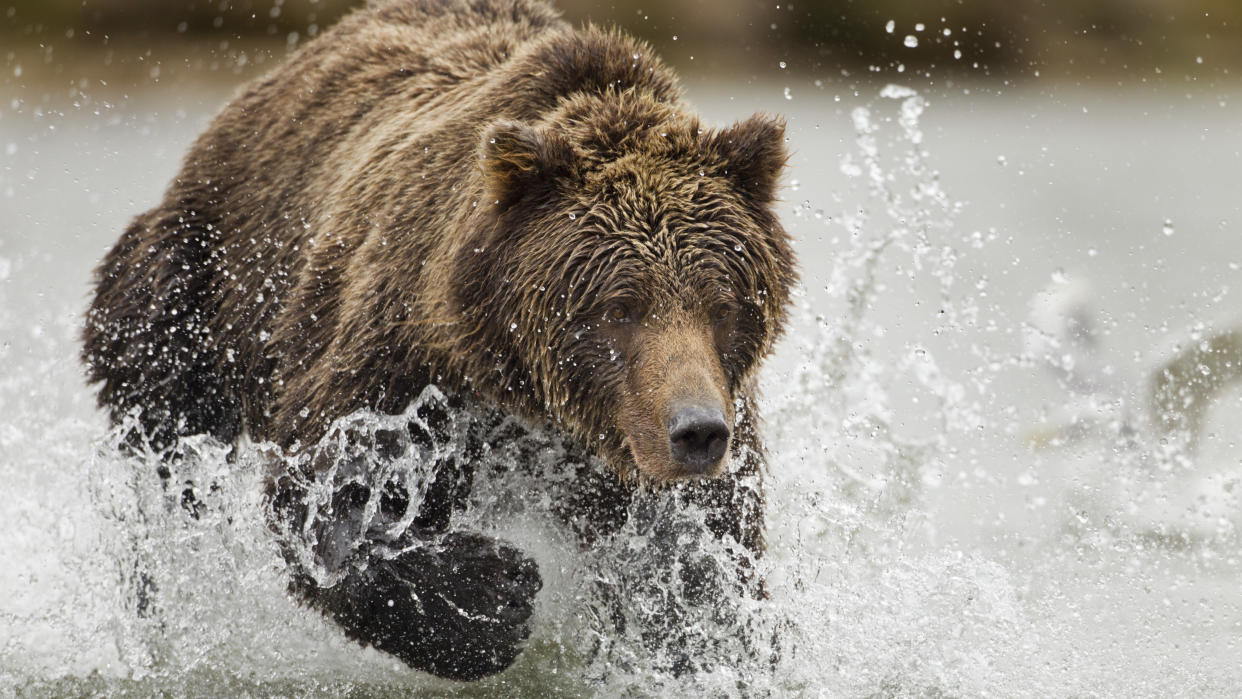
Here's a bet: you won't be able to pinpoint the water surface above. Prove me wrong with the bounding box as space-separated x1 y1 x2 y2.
2 77 1241 695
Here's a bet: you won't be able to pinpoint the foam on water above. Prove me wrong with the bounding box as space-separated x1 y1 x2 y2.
3 86 1241 697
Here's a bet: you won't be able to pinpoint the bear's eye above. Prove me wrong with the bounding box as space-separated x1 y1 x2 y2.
605 302 633 324
710 302 735 324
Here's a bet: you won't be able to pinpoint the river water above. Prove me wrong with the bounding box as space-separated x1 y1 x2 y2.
2 72 1241 696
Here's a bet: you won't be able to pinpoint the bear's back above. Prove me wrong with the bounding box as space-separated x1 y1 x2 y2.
193 0 566 218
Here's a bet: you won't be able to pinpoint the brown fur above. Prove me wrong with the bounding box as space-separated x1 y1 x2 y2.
83 0 796 677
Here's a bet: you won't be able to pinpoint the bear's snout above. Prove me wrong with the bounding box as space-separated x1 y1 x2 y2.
616 319 736 481
667 403 730 475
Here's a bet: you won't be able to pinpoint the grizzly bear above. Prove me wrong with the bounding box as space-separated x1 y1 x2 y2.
82 0 795 681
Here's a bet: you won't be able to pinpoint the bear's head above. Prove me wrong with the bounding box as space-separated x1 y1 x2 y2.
459 93 796 483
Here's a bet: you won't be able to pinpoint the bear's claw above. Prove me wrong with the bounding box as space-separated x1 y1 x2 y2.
316 531 541 681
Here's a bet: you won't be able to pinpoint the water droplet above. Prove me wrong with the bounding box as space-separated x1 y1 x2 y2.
1162 219 1175 236
885 20 895 34
783 86 793 100
567 212 576 220
904 35 919 48
779 61 787 70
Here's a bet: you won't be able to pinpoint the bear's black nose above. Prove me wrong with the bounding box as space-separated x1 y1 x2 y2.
668 406 730 473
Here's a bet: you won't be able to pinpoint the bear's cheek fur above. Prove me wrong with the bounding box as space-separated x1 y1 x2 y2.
613 319 734 482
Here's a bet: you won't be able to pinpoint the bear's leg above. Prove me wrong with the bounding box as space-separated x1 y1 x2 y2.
86 207 243 618
84 209 243 456
587 442 769 678
305 530 541 681
272 453 541 681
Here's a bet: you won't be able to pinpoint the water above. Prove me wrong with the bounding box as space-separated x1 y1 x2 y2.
3 76 1242 696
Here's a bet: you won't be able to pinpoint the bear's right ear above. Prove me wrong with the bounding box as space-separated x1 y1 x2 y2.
480 121 574 210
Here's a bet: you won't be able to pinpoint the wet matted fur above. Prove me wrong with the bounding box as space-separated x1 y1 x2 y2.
83 0 796 681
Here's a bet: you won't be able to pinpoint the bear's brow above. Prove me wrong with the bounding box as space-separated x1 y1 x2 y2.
573 227 735 310
575 167 751 291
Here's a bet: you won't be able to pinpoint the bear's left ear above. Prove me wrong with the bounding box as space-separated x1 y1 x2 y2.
711 114 788 205
480 120 575 210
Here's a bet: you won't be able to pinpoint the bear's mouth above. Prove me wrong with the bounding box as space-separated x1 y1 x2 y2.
645 441 731 481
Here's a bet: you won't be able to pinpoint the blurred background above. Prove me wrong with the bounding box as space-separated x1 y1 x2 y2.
4 0 1242 90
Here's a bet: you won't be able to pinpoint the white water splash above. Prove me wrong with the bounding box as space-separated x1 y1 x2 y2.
3 85 1242 697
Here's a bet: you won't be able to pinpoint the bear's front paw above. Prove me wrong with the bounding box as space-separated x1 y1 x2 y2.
320 531 541 681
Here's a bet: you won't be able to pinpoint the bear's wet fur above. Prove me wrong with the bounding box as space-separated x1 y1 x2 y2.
83 0 795 681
